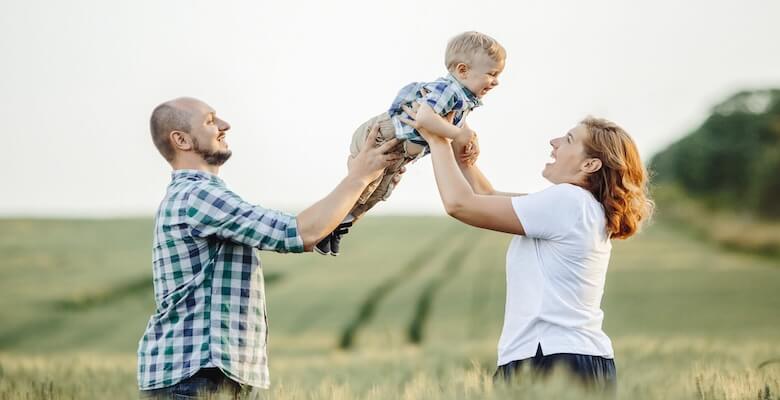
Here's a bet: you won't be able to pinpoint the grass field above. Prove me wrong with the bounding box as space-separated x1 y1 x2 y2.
1 217 779 399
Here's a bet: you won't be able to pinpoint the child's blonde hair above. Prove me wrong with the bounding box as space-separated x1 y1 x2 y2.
445 31 506 72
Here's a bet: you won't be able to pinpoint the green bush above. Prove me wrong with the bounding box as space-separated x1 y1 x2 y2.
650 89 780 218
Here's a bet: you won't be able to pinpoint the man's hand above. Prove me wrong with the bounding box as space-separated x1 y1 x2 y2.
296 125 402 251
392 166 406 184
347 124 403 185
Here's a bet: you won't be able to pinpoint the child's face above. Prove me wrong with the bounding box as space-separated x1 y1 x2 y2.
456 54 504 98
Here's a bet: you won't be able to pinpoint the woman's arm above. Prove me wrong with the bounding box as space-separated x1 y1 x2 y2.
457 161 496 195
426 134 526 235
443 119 527 197
459 161 527 197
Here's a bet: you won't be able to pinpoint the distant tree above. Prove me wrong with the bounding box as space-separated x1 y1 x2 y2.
650 89 780 218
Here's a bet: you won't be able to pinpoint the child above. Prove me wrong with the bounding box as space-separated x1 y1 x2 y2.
316 31 506 255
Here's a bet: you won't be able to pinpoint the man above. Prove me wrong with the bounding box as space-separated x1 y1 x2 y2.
138 97 403 398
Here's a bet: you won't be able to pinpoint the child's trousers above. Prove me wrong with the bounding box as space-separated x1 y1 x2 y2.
349 112 425 219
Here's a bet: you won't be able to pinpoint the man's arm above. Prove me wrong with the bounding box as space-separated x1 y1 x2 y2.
184 127 400 253
295 126 402 251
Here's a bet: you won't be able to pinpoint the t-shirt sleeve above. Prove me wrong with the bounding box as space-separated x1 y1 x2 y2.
511 184 582 240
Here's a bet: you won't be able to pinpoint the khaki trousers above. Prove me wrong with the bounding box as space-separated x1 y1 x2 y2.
349 112 425 219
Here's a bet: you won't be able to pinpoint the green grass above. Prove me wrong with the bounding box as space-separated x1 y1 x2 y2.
1 216 779 399
653 184 780 258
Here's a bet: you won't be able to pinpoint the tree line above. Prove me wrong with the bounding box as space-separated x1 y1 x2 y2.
650 89 780 218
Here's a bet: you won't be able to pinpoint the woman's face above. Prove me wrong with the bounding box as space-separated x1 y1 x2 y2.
543 124 592 185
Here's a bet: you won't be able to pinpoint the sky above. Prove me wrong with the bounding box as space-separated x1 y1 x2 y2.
1 0 778 217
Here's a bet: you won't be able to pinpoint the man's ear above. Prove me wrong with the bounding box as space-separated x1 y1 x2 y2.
170 130 193 151
582 158 603 174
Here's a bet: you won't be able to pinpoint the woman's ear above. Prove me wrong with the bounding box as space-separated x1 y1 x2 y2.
171 130 193 151
582 158 603 174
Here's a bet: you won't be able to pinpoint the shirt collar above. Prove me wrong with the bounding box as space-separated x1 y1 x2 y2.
171 169 225 186
444 73 483 108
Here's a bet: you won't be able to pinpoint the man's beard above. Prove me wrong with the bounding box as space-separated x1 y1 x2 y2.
193 138 232 166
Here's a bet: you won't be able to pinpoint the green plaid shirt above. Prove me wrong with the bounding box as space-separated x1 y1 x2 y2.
137 169 304 390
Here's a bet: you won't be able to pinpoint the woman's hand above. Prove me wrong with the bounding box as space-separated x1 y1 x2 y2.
400 103 478 165
459 133 480 165
399 104 452 145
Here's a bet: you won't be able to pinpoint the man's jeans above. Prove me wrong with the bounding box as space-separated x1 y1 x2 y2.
140 368 254 399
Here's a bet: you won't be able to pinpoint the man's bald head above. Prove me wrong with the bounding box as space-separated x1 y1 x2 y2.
150 97 198 162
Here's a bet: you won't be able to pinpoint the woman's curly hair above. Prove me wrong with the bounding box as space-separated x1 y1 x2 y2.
580 117 654 239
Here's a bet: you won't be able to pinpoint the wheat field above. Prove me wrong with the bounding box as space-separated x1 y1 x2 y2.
1 217 778 399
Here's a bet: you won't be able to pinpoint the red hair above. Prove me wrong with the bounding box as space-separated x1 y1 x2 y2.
580 117 654 239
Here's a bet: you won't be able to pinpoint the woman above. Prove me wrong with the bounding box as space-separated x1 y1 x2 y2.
403 109 653 393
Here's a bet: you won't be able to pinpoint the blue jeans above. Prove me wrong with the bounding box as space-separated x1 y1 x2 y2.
139 368 248 399
494 344 617 396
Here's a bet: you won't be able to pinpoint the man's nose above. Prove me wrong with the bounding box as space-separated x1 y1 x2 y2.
550 137 559 147
218 118 231 132
492 78 499 87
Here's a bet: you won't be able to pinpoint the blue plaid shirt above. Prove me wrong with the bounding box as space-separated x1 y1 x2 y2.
389 73 483 151
137 169 304 390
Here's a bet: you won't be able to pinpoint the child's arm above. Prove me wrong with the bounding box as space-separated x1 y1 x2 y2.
414 103 474 157
415 102 469 140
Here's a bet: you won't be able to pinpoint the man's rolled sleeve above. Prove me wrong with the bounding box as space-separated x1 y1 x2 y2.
186 183 304 253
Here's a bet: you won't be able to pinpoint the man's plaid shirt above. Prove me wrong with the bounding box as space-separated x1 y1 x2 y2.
389 73 483 152
137 169 304 390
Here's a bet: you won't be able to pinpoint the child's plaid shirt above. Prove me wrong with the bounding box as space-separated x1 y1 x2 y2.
388 73 483 153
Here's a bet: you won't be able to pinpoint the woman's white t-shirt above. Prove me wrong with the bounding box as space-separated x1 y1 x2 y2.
497 183 614 366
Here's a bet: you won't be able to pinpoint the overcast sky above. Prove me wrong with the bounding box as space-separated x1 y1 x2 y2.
1 0 778 217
